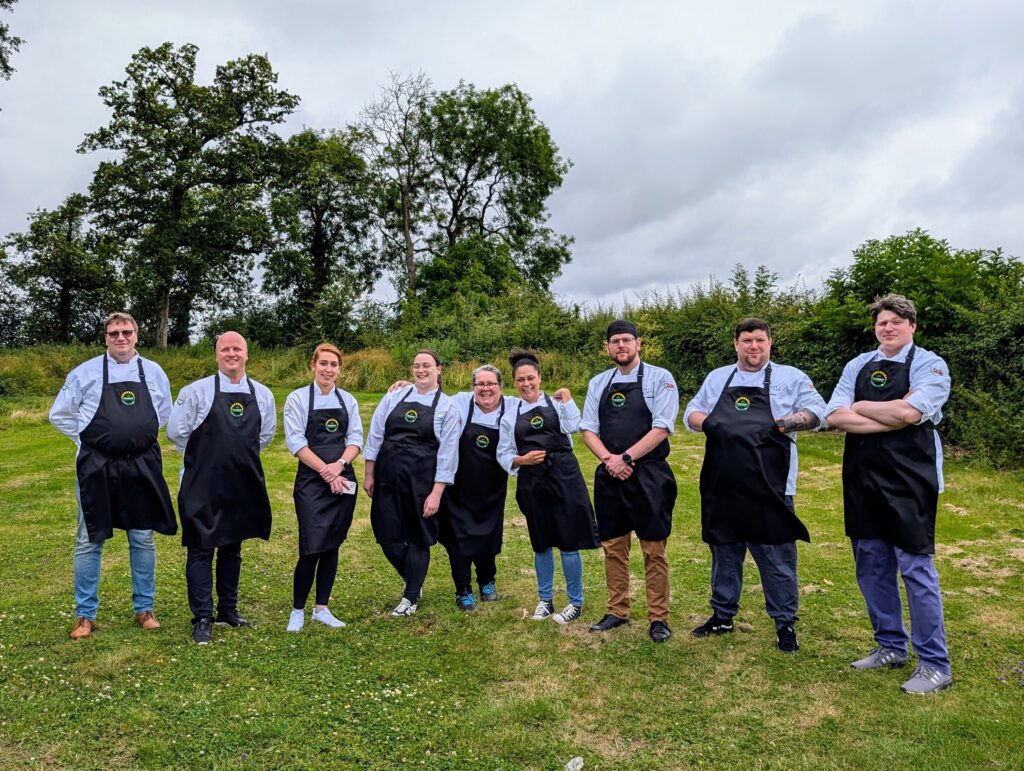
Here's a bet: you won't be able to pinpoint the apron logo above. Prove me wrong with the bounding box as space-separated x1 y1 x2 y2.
324 418 340 433
475 434 490 449
610 392 626 407
229 402 245 418
734 396 751 412
119 390 136 406
404 409 419 423
869 370 889 389
530 415 545 429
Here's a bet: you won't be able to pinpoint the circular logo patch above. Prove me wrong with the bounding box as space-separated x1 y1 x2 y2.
869 370 889 389
475 434 490 449
325 418 340 433
530 415 545 429
404 409 419 423
734 396 751 412
229 402 245 418
610 392 626 407
119 390 136 406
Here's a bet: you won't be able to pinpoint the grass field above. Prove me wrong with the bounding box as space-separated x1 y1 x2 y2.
1 390 1022 770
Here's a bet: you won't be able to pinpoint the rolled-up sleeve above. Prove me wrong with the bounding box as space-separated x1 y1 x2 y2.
433 399 461 484
649 369 679 432
825 358 862 418
793 370 829 425
683 375 717 433
580 374 605 434
343 392 364 449
258 388 276 450
907 353 951 423
554 397 581 434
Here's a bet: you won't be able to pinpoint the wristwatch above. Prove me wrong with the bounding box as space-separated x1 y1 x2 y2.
621 452 633 465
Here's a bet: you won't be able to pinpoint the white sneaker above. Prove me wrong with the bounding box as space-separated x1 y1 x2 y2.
286 608 304 632
553 603 582 625
391 598 418 617
311 607 346 628
531 600 555 620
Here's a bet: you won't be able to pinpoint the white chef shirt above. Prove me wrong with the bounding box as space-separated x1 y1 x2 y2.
167 372 277 454
362 387 460 485
580 360 679 435
283 383 363 456
496 393 581 475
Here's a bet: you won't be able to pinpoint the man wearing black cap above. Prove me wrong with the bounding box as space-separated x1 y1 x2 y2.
581 320 679 642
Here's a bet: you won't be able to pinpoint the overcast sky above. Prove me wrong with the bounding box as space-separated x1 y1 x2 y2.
2 0 1023 309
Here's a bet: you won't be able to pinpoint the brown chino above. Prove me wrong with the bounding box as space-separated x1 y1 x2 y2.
601 535 670 621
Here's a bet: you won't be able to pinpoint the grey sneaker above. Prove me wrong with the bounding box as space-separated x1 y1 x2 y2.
901 665 953 694
850 646 909 670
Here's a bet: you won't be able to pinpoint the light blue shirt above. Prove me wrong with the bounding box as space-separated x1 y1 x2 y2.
49 353 172 451
825 342 949 491
363 387 460 485
496 394 581 475
283 383 363 456
683 360 828 496
580 360 679 435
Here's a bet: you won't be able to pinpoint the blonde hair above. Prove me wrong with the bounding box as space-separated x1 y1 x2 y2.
310 342 343 368
104 312 138 335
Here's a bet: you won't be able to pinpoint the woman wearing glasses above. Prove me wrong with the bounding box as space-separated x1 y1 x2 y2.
363 350 460 616
282 343 363 632
497 350 600 625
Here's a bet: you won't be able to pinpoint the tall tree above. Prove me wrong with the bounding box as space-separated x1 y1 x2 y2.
0 0 23 82
78 42 299 347
4 194 119 344
262 128 379 343
360 72 433 295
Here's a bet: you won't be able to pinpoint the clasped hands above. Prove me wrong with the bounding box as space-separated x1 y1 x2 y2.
319 460 350 495
601 453 633 480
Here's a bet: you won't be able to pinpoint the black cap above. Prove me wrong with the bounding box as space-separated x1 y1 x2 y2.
606 319 639 340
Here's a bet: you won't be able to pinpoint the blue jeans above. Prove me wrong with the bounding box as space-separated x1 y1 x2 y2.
73 480 156 619
534 549 583 606
852 538 951 674
709 541 799 628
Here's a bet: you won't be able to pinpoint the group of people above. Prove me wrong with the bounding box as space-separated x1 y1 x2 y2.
49 293 954 694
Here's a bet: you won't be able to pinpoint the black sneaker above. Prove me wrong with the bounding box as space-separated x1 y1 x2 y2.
691 615 734 637
589 613 630 633
776 624 799 653
192 618 212 645
649 620 672 643
215 610 250 628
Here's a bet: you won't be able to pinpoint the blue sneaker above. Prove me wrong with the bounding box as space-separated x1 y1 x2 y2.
456 591 477 612
480 582 498 602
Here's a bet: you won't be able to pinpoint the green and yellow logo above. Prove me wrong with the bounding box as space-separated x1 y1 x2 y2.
610 392 626 407
869 370 889 389
734 396 751 412
325 418 340 433
404 409 419 423
229 402 245 418
530 415 545 429
119 390 136 406
475 434 490 449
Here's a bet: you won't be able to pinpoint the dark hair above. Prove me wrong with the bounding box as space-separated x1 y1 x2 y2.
734 318 771 339
413 348 443 388
869 294 917 325
508 349 540 375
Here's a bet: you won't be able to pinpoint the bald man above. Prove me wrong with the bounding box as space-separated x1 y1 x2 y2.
168 331 276 644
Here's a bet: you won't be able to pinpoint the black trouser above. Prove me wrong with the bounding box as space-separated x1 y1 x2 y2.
445 546 496 595
293 548 340 609
185 542 242 623
381 542 430 602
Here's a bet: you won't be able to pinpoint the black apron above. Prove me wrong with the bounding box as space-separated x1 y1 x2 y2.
513 394 600 552
699 364 810 545
76 356 177 543
592 363 677 541
293 384 358 556
178 375 272 548
842 346 939 554
370 386 442 547
438 397 507 558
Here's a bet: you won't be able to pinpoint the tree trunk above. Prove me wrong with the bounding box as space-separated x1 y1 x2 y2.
401 189 416 293
155 288 170 349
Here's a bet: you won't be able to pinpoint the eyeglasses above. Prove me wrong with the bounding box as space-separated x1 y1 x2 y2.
474 381 500 388
608 336 636 346
106 329 135 339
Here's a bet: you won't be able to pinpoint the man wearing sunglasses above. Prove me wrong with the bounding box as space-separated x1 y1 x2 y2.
581 320 680 642
50 312 177 640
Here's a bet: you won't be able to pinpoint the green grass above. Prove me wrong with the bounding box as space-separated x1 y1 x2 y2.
1 391 1022 770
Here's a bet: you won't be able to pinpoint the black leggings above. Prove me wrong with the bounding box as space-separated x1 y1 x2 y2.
446 547 497 594
293 548 339 609
381 542 430 602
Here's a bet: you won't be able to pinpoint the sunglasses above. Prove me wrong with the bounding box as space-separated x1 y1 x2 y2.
106 330 135 339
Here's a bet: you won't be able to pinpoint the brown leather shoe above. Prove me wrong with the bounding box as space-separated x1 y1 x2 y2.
70 617 95 639
135 610 161 630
